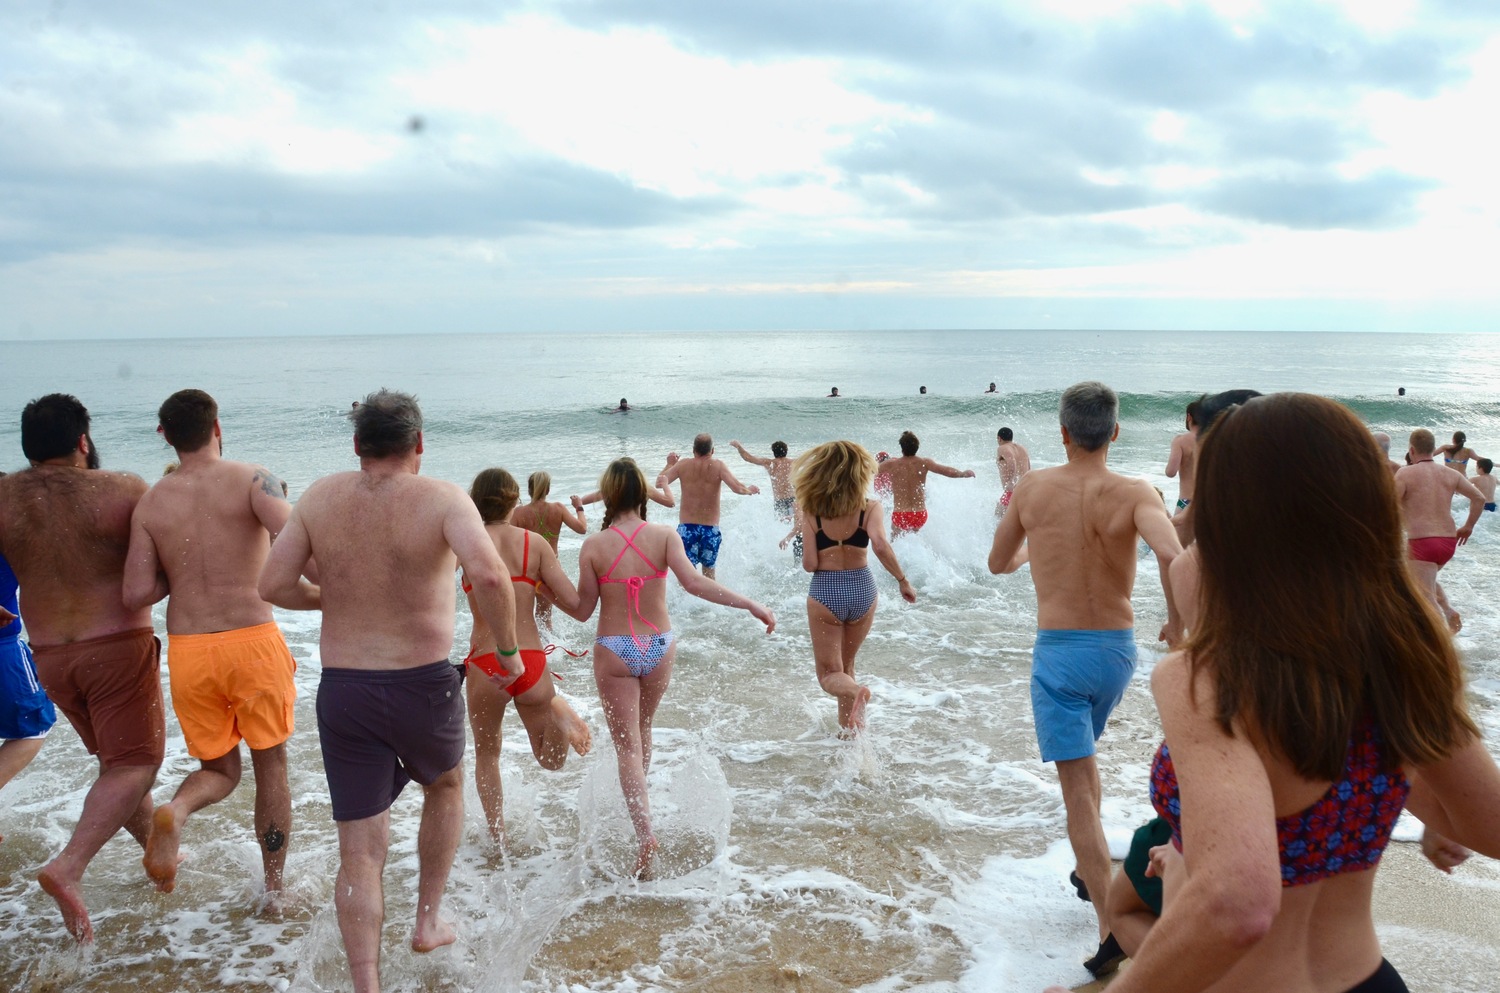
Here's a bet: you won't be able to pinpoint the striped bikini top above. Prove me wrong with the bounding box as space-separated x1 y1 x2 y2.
1150 718 1410 887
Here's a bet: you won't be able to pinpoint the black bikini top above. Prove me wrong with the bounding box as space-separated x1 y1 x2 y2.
815 510 870 550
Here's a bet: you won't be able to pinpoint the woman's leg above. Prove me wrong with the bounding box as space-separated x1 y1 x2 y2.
515 677 591 771
595 644 675 877
465 675 508 847
807 597 877 730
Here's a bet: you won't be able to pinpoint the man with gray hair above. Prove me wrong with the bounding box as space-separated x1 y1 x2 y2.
988 381 1182 971
259 389 519 993
1372 432 1402 475
655 433 759 580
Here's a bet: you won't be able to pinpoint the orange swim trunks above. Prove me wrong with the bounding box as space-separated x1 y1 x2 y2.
167 621 297 760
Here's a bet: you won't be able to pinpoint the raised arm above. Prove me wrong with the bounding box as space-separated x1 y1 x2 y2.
865 499 916 603
923 457 975 479
122 505 169 611
558 502 587 535
729 441 772 468
257 506 321 610
664 529 775 631
446 496 520 680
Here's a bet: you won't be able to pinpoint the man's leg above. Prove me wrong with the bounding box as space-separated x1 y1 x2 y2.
39 760 158 942
0 737 44 792
411 763 462 953
1055 755 1110 940
144 748 242 892
249 743 292 898
335 810 391 993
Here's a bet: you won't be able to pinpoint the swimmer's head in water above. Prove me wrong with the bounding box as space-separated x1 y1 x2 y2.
1191 392 1473 779
158 388 218 454
352 389 422 458
693 433 713 457
772 441 788 458
528 470 552 501
1409 428 1436 456
793 440 875 519
599 458 649 530
898 431 919 457
619 398 629 409
21 393 97 467
919 386 927 394
998 427 1014 442
470 467 520 524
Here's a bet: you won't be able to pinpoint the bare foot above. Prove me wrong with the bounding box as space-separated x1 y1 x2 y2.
411 917 456 953
634 835 659 880
848 686 872 731
39 863 93 943
143 806 184 893
553 697 592 757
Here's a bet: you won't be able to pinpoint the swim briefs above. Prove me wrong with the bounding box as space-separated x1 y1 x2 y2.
1030 628 1137 763
1121 816 1173 916
1344 960 1407 993
0 635 56 740
167 621 297 760
32 628 165 767
1486 502 1496 513
773 497 796 522
890 510 928 533
1407 536 1458 567
465 646 549 698
316 660 465 821
677 523 723 568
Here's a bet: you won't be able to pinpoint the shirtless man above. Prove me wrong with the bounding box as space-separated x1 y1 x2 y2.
1395 428 1484 632
729 440 795 521
1164 401 1199 514
987 381 1182 965
0 394 165 942
655 434 759 580
1373 432 1402 475
874 430 975 535
258 389 519 993
123 389 304 903
995 427 1031 516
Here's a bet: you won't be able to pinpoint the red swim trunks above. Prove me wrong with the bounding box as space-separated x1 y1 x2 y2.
1408 536 1458 567
465 647 550 698
891 510 929 534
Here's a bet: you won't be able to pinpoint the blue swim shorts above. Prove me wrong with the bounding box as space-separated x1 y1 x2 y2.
1030 628 1138 763
677 523 723 568
0 636 57 740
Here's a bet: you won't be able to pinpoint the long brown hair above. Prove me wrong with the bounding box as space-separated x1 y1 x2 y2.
1188 393 1475 779
599 458 648 531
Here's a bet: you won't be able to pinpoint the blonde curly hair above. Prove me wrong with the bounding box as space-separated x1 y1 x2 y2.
793 440 875 518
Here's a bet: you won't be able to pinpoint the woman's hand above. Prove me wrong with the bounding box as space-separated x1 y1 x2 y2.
1147 842 1184 884
898 577 917 603
1421 827 1472 874
749 602 777 634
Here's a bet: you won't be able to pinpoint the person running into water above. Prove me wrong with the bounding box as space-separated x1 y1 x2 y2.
571 458 774 879
259 389 519 993
511 470 587 629
793 441 915 733
0 514 57 842
1164 400 1199 513
995 426 1031 516
1395 428 1484 632
1045 393 1500 993
124 389 304 905
655 434 760 580
873 430 975 535
1435 430 1482 475
1474 457 1496 513
729 439 796 522
461 468 593 848
0 394 165 944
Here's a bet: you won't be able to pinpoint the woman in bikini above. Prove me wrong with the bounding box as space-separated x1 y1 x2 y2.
1435 430 1482 476
511 471 587 629
571 458 774 878
793 441 916 733
1045 394 1500 993
462 468 593 849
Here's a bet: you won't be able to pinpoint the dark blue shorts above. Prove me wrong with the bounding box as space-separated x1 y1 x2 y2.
677 523 723 568
316 660 465 821
0 636 56 740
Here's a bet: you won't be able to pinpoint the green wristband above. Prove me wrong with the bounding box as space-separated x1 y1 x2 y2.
497 646 519 657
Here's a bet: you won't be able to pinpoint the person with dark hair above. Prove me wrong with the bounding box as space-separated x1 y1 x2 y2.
258 388 518 992
1165 401 1201 513
571 458 774 878
1395 428 1485 632
123 389 305 904
1172 389 1261 546
1473 457 1496 513
1435 430 1482 476
995 427 1031 516
1045 393 1500 993
827 387 840 398
511 471 587 630
655 434 760 579
873 430 975 535
613 398 630 413
986 382 998 393
461 468 592 850
0 394 163 943
989 381 1183 967
729 440 796 522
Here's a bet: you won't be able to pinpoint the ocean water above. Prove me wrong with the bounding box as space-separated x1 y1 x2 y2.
1 328 1499 993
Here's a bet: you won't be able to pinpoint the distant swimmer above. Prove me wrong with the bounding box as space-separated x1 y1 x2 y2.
462 469 592 850
571 458 773 878
511 471 587 630
1398 387 1406 396
985 382 998 394
0 483 57 842
827 387 841 398
873 430 975 535
0 394 164 943
988 381 1183 962
919 386 927 395
1436 430 1482 476
1395 428 1485 632
613 398 630 413
1475 458 1497 513
259 389 519 992
124 389 304 905
793 441 914 734
729 440 796 522
655 434 759 580
995 427 1031 516
1163 401 1199 514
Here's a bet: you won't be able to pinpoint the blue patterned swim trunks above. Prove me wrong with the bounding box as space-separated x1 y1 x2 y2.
677 523 723 568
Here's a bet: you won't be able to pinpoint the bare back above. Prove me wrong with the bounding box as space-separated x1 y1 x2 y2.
579 521 675 636
1396 460 1474 539
996 442 1031 492
0 467 151 644
878 457 930 513
292 471 470 669
766 458 794 501
132 458 287 633
1010 461 1166 630
511 500 563 549
1166 432 1197 501
471 522 543 650
675 456 729 525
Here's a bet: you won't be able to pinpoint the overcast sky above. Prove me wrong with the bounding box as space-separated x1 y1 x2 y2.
3 0 1498 340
